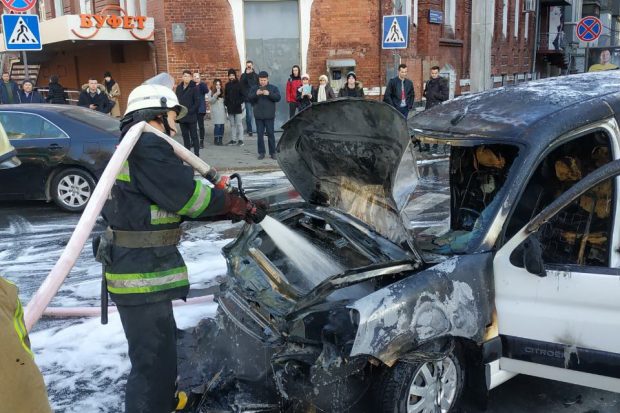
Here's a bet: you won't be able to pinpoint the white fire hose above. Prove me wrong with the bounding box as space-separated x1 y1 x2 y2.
24 121 227 331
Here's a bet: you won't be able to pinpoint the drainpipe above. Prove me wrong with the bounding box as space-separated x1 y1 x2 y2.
531 0 540 78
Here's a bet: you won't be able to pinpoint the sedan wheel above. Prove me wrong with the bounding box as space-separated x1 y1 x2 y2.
374 344 464 413
51 168 96 212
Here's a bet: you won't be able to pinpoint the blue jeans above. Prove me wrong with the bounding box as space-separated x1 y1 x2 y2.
214 123 224 137
256 118 275 155
245 102 254 134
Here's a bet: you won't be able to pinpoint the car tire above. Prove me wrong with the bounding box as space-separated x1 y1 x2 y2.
51 168 96 212
374 344 464 413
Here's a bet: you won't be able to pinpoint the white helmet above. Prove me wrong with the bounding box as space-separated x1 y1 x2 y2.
124 84 187 120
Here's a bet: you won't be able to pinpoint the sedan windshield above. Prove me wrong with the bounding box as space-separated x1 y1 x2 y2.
402 140 520 258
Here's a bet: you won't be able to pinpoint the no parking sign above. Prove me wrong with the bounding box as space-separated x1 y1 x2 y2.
576 16 602 42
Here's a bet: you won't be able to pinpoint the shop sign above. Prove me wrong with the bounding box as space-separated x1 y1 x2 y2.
80 14 147 30
71 5 153 40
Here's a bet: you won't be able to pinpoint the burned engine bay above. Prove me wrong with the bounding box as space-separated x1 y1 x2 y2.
177 206 424 412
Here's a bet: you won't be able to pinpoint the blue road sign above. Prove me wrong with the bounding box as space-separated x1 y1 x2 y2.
2 14 41 51
382 15 409 49
429 9 443 24
576 16 602 42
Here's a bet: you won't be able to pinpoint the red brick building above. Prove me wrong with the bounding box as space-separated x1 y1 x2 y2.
0 0 536 117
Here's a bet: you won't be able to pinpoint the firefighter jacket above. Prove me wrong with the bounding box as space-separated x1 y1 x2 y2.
101 131 230 306
0 277 53 412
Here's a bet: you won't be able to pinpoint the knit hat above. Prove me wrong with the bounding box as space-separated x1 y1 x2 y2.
258 71 269 78
319 74 328 82
346 71 357 80
227 68 237 77
301 73 310 80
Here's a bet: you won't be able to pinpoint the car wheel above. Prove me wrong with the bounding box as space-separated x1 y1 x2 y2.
375 345 464 413
51 168 96 212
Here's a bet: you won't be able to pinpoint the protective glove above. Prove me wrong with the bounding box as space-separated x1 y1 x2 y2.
248 199 269 224
225 193 252 223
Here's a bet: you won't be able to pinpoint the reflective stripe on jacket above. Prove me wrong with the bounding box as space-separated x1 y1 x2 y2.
102 131 229 305
0 277 53 412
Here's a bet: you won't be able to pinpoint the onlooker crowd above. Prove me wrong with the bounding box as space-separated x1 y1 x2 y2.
0 60 451 160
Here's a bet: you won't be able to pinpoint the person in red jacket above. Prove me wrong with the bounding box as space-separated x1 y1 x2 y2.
285 65 302 119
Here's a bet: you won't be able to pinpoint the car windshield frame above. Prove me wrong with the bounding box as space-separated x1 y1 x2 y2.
407 135 527 259
61 108 120 134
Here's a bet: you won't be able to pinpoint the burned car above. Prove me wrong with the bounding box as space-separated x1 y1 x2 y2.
183 72 620 412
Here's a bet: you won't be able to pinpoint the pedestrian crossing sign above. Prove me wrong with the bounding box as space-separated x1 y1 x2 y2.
382 15 409 49
2 14 42 51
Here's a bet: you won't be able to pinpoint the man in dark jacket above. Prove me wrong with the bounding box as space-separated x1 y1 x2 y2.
46 75 67 104
423 66 449 109
383 63 414 118
0 72 19 104
100 82 268 413
175 70 200 156
240 60 258 137
78 77 111 113
192 72 209 148
224 69 245 146
248 71 281 160
17 79 45 104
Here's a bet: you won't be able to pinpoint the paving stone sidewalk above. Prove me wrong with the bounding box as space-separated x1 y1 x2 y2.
171 115 282 173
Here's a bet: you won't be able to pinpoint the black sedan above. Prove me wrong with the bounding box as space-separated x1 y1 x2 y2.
0 104 119 212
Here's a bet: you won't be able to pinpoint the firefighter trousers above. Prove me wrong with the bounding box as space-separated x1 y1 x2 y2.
117 300 177 413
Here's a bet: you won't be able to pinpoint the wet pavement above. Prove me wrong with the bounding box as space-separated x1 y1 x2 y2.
0 168 618 412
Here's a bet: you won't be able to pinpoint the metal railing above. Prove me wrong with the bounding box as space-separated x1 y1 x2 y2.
35 89 81 105
538 31 566 51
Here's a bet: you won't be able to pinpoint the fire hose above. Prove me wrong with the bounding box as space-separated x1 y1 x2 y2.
23 121 233 331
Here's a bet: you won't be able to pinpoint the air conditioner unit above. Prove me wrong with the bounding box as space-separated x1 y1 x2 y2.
523 0 536 12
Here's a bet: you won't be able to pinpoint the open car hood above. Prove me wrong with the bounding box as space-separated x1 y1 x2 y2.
277 99 419 252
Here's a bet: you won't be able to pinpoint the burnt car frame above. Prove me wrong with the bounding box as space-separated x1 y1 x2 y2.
0 105 119 212
187 72 620 412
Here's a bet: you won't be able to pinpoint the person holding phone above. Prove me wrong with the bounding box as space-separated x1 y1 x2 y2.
296 73 313 111
249 71 281 160
78 77 111 113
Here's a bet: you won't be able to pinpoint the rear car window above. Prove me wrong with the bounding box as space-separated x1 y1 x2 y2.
63 108 120 133
0 112 68 140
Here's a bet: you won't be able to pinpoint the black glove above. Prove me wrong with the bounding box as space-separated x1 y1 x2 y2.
248 199 269 224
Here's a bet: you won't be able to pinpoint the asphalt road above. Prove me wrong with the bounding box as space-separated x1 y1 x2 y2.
1 172 618 413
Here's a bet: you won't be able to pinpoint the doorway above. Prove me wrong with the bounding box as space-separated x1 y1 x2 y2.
244 1 300 129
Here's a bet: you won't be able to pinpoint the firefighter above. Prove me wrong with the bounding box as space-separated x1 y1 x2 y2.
97 82 268 413
0 134 53 412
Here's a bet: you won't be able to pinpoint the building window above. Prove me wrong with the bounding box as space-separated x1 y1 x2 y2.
502 0 508 38
54 0 63 17
80 0 91 14
525 10 529 39
514 0 520 38
444 0 456 34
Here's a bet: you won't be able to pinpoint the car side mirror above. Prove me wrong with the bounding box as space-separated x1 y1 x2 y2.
521 235 547 277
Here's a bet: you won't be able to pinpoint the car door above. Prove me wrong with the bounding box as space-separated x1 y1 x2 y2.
0 111 69 199
494 127 620 392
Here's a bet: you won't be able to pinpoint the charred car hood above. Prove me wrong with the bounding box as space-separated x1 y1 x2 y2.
278 99 419 251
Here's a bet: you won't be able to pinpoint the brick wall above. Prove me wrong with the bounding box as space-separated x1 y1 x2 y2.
154 0 239 87
491 0 535 77
306 0 382 91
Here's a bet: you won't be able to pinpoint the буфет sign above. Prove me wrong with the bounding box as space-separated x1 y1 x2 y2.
71 5 154 40
80 14 147 30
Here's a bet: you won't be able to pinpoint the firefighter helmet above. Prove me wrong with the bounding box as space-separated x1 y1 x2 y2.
124 84 187 120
